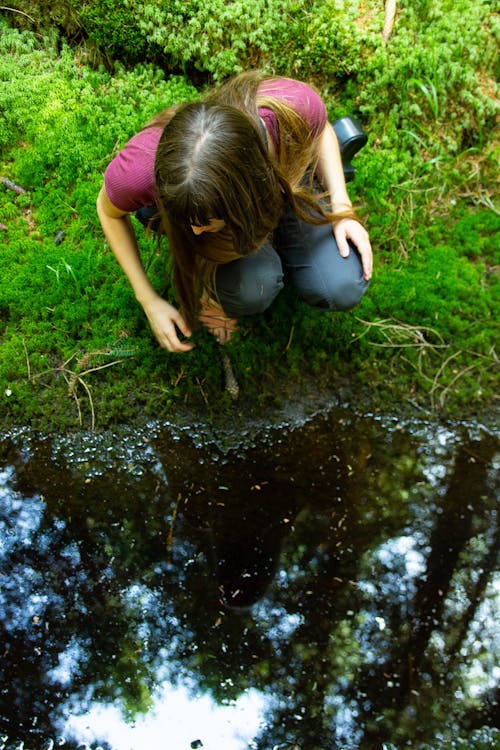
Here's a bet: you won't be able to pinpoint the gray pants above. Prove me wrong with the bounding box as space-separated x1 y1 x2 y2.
216 202 369 316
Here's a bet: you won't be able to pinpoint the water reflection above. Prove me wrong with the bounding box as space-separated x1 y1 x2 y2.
0 408 498 750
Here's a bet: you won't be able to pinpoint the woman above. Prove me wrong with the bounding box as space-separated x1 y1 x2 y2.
97 72 372 353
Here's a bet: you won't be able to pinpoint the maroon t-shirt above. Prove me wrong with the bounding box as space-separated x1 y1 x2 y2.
104 78 327 212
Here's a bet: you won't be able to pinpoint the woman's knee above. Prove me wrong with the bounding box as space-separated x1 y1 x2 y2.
294 243 369 311
281 219 369 312
300 278 368 312
322 276 369 311
216 245 284 316
233 270 284 314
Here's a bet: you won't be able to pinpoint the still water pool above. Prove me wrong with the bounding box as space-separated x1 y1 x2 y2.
1 405 499 750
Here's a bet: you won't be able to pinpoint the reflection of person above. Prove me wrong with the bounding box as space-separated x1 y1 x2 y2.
97 71 372 352
156 419 353 610
186 512 286 610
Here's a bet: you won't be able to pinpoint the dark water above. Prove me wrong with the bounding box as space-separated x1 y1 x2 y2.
0 406 499 750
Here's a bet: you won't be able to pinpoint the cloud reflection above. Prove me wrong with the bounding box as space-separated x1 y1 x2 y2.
62 685 267 750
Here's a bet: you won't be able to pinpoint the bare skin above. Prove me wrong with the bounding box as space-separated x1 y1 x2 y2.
316 122 373 281
97 186 194 353
190 219 226 235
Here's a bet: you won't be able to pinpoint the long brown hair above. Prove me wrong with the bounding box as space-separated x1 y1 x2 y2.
208 71 320 192
152 72 358 330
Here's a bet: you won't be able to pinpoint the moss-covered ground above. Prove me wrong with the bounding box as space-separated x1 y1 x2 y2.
0 3 498 432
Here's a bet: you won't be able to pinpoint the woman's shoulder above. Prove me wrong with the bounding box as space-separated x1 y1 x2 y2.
104 126 163 212
257 77 327 138
111 126 163 169
258 77 324 109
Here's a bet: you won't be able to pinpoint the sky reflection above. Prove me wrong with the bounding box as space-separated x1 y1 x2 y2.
61 685 267 750
0 410 498 749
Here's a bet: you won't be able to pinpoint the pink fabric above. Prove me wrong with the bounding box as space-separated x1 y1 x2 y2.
257 77 327 150
104 79 328 212
104 127 162 212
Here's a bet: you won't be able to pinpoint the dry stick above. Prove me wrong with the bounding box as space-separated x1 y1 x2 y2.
196 376 210 409
77 359 125 378
429 350 461 403
75 377 92 428
31 355 124 430
220 346 239 400
1 177 26 195
437 362 482 410
62 372 84 427
383 0 397 43
68 360 126 431
354 317 447 348
284 324 295 353
173 366 186 387
21 338 31 380
0 6 37 24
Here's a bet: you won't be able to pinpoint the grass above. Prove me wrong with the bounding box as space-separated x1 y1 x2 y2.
0 8 498 431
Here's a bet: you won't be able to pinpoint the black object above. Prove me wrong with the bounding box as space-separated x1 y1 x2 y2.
333 116 368 182
135 205 160 230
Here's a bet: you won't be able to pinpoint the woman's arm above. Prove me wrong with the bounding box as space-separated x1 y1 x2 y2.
316 123 373 281
96 185 193 352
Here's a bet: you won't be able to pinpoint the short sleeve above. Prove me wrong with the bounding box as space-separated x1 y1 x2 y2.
257 78 328 149
104 127 163 212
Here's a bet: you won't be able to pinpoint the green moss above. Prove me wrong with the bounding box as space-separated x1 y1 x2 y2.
0 12 498 429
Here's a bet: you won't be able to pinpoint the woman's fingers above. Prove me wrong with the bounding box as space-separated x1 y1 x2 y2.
334 219 373 280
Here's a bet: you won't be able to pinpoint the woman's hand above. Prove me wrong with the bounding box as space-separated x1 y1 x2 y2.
96 186 193 353
143 296 194 353
315 125 373 282
199 296 238 345
333 218 373 281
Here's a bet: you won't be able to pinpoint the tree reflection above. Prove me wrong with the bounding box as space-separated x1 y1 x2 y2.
0 415 498 749
349 432 499 749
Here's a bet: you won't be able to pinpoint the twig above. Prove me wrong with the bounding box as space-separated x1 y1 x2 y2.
173 366 186 387
0 6 36 24
196 376 210 409
284 324 295 353
354 317 447 348
1 177 26 195
383 0 397 43
458 190 500 216
30 352 77 380
62 371 83 427
21 338 31 380
405 397 434 416
30 354 122 382
77 359 126 377
75 375 95 430
429 350 461 402
30 351 124 429
220 348 239 400
437 360 493 410
401 355 436 386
